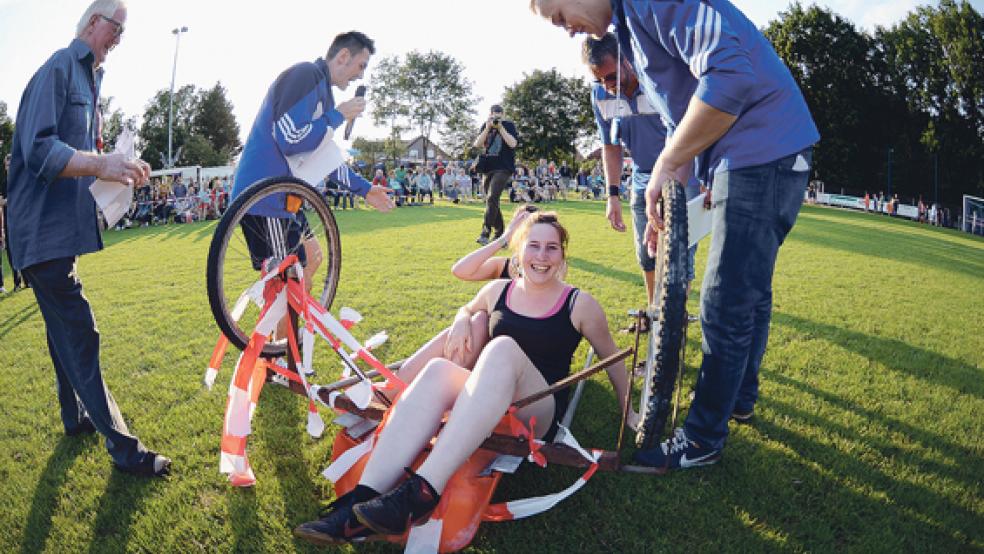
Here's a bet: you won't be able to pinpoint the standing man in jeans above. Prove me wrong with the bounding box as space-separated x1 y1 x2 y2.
7 0 170 476
473 104 519 245
533 0 819 470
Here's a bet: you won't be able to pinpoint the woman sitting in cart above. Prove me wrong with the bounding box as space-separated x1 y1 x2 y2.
295 211 639 544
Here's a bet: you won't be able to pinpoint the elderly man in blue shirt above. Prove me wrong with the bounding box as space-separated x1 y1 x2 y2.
534 0 819 471
7 0 170 477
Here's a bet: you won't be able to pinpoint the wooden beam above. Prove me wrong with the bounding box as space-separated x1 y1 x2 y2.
512 348 632 409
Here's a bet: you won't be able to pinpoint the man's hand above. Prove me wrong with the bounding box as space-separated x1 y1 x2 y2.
98 151 150 187
644 155 692 257
364 185 395 212
336 97 367 121
606 195 626 232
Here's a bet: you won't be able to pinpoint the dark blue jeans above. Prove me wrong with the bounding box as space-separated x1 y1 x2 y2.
684 148 812 450
22 256 148 468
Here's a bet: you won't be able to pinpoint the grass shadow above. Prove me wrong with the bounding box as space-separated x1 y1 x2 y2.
766 376 981 501
791 212 984 280
85 470 158 553
18 437 87 554
568 256 641 286
251 386 322 536
773 311 983 399
0 304 38 341
742 405 981 549
227 486 263 553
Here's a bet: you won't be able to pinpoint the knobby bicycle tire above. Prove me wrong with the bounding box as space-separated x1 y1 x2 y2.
635 180 689 449
206 177 341 357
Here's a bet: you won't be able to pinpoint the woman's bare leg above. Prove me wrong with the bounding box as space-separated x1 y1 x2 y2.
359 358 470 493
415 336 554 493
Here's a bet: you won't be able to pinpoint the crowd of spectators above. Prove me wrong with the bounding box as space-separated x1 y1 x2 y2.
361 156 624 209
103 156 624 231
110 175 232 230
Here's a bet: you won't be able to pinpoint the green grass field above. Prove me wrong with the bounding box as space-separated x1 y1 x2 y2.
1 200 982 553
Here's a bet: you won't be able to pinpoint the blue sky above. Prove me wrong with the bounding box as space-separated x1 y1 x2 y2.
1 0 980 155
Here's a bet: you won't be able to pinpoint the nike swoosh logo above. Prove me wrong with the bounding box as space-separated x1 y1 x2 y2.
343 520 368 539
680 451 719 467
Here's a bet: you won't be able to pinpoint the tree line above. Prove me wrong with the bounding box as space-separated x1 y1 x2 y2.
765 0 983 207
2 1 980 209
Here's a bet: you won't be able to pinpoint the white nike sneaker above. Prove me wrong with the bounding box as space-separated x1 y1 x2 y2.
632 427 721 472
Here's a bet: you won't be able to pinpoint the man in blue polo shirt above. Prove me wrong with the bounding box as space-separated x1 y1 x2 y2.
584 33 700 327
7 0 170 477
534 0 819 470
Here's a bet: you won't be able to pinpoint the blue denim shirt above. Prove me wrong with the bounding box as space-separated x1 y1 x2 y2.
7 39 103 270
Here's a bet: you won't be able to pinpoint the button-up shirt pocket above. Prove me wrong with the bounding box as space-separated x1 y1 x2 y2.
64 91 92 147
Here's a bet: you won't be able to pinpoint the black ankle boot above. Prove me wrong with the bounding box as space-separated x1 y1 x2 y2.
352 468 441 535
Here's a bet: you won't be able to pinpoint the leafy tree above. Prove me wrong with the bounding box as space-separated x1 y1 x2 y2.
765 4 886 191
501 68 594 165
139 82 241 168
138 84 199 168
369 51 479 163
193 82 242 163
765 0 984 204
99 96 138 152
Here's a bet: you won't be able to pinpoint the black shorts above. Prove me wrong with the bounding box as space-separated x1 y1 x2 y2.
240 212 309 271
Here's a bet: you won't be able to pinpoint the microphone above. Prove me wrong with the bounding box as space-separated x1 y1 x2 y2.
343 85 367 140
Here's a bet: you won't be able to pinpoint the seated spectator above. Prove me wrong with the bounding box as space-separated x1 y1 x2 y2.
173 177 188 199
417 169 435 204
455 168 472 202
441 168 456 201
324 178 355 210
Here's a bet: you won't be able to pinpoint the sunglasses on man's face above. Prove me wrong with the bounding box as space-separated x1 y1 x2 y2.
593 72 618 85
99 14 125 37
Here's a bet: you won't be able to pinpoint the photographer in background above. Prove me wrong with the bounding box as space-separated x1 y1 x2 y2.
473 104 519 245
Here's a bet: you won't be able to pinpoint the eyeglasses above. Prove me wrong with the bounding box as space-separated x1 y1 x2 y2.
593 72 618 85
99 14 125 37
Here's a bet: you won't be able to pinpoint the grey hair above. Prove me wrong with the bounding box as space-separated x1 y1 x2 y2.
76 0 126 37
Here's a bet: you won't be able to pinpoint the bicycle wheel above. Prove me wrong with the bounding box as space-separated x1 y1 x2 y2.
207 176 341 357
635 180 689 449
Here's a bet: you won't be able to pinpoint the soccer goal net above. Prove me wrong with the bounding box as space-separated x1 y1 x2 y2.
963 195 984 236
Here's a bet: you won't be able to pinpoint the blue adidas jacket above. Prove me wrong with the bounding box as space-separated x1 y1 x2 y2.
232 57 370 217
613 0 819 182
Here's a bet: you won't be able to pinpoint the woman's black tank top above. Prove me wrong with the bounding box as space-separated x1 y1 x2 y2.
488 280 582 424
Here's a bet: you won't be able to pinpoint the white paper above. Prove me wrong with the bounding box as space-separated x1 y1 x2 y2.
687 192 714 248
285 127 344 185
89 128 137 228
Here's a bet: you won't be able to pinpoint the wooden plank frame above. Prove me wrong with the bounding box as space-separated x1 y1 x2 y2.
271 346 666 473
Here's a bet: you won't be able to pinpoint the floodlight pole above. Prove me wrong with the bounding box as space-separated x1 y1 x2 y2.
167 26 189 169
